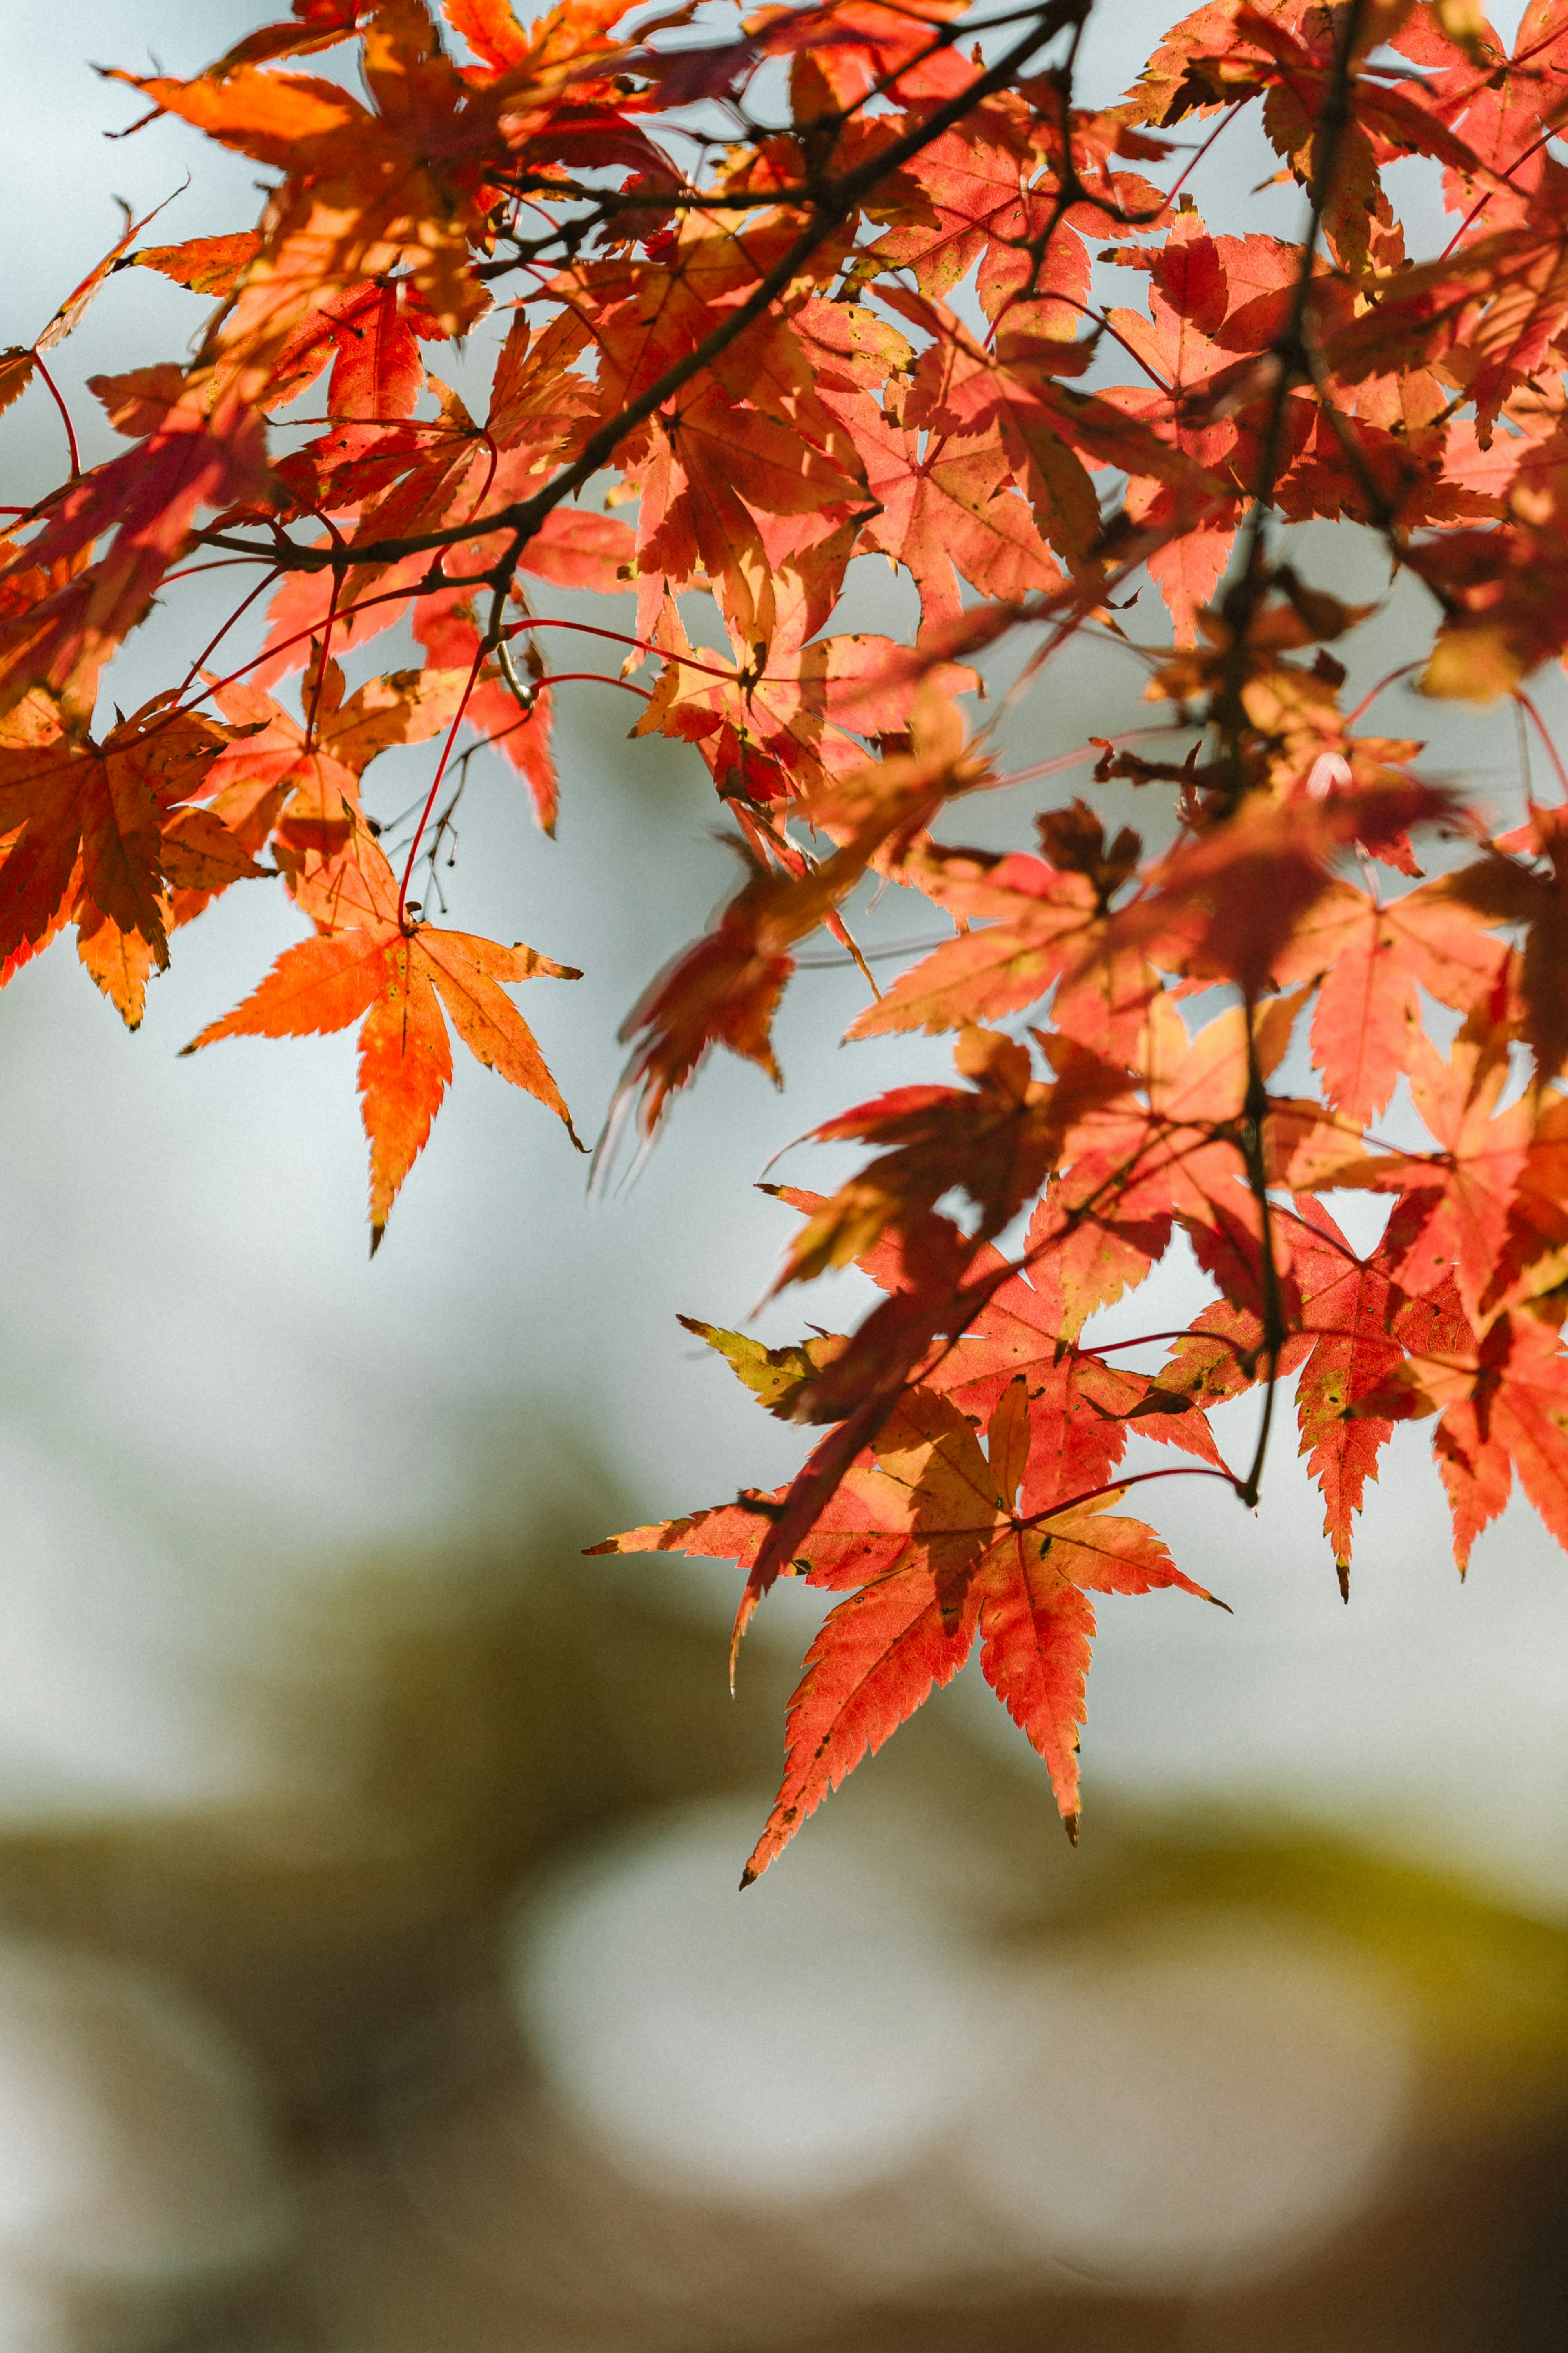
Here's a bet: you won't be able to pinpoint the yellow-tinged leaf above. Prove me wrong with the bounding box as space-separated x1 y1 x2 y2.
0 349 36 419
1422 625 1525 703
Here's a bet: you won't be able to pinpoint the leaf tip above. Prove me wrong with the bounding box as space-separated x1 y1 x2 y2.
369 1222 385 1259
1062 1810 1080 1848
1336 1557 1351 1604
728 1582 760 1688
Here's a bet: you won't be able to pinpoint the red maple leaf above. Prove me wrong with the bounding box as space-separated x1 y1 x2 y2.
1367 1299 1568 1574
1286 1198 1415 1591
1322 1030 1533 1323
0 391 267 721
595 1378 1220 1876
1273 874 1512 1124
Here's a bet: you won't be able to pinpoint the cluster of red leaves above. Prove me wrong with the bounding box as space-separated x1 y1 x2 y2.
10 0 1568 1879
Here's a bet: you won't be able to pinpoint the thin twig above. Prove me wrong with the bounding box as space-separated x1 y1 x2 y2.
31 353 80 479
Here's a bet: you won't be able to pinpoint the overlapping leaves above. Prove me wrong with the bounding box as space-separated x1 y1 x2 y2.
8 0 1568 1881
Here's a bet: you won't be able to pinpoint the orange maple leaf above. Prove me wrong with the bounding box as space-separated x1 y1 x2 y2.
184 825 582 1247
0 694 258 1024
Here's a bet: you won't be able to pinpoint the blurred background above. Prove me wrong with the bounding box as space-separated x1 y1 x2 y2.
2 2 1568 2346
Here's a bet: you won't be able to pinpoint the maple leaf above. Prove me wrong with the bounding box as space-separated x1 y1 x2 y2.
785 1179 1223 1473
1125 5 1490 267
1108 1195 1442 1594
414 591 559 832
771 0 973 114
633 598 975 810
1484 1087 1568 1321
200 653 481 873
1272 875 1512 1122
626 367 868 644
511 509 635 592
441 0 534 72
254 335 605 680
726 1205 997 1645
1094 212 1283 637
1436 1314 1568 1570
678 1316 851 1418
1285 1198 1417 1592
1437 807 1568 1080
1365 1301 1568 1574
1105 772 1450 1000
773 1027 1131 1289
794 679 995 862
950 1274 1225 1479
1123 0 1259 126
574 212 855 449
268 275 434 479
709 1001 1276 1642
124 233 265 299
183 826 581 1247
1390 1 1568 233
1030 989 1330 1297
1313 1028 1533 1325
826 370 1059 631
0 350 36 421
0 695 256 1024
28 198 184 362
595 1379 1220 1874
604 836 866 1155
110 0 526 369
324 376 514 610
441 0 637 81
205 0 369 78
848 802 1154 1060
601 680 981 1117
1410 509 1568 701
1327 170 1568 440
867 123 1085 308
933 306 1211 483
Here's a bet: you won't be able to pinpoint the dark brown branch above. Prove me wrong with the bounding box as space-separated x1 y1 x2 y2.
1234 997 1286 1512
